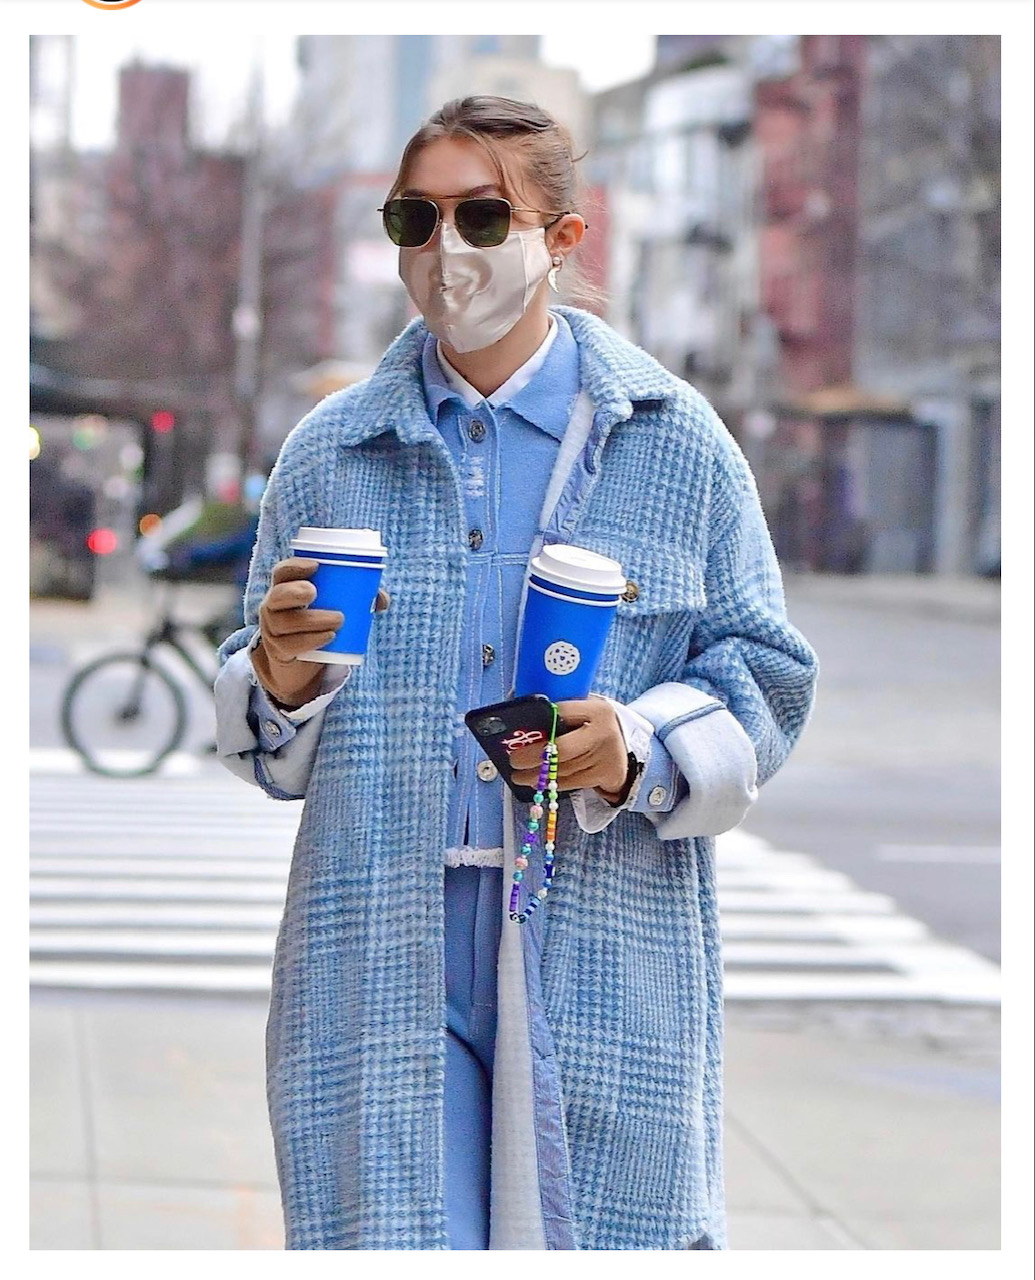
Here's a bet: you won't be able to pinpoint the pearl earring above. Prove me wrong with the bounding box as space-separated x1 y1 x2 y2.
548 255 563 293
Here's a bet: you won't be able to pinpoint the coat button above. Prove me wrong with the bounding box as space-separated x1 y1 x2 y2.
648 785 667 806
262 720 282 739
621 579 639 603
482 643 495 667
468 528 484 550
476 759 498 782
469 419 486 442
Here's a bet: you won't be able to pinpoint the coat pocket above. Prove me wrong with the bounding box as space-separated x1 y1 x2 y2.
589 544 708 699
612 547 707 619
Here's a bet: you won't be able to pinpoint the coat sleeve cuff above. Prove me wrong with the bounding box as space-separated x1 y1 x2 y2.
244 633 351 744
213 638 352 798
627 729 687 816
627 682 758 840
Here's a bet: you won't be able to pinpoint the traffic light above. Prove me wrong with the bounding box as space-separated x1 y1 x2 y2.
151 410 175 434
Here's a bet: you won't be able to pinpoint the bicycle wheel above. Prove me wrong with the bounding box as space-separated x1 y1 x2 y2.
60 652 189 778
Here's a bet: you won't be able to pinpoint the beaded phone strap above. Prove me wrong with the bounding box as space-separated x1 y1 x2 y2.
508 700 559 924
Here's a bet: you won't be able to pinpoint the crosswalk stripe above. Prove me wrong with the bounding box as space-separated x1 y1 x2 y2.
28 762 1001 1002
31 857 291 879
31 842 294 858
31 903 284 928
31 877 289 902
31 929 277 958
28 748 205 777
29 961 275 992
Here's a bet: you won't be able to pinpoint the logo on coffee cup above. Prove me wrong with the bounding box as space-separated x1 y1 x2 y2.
81 1 145 9
544 641 581 675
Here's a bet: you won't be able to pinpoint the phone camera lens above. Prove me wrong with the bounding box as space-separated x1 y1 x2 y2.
478 716 507 735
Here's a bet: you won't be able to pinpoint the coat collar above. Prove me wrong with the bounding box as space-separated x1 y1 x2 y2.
322 307 682 449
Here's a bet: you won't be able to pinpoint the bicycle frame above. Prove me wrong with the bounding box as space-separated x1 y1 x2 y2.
126 580 233 723
142 613 219 698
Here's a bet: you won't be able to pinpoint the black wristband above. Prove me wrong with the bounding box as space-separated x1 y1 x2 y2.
605 751 643 808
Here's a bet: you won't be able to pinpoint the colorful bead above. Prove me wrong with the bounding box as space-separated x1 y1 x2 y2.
511 703 565 927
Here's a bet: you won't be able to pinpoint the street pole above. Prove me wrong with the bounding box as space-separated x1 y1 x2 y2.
233 52 266 483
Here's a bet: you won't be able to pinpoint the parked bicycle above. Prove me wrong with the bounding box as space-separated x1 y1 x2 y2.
59 581 237 778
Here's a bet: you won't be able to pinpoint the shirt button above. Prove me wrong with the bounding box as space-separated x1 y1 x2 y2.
482 643 495 667
468 528 484 550
648 785 667 806
476 759 498 782
263 720 282 739
469 419 486 442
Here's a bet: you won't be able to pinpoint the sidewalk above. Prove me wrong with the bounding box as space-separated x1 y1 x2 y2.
29 570 1001 1250
781 570 1001 626
30 989 1000 1250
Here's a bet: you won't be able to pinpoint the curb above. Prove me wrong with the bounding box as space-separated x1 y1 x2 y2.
782 572 1000 625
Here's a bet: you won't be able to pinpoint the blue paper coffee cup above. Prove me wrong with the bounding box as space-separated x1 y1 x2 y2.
514 544 626 700
290 527 387 665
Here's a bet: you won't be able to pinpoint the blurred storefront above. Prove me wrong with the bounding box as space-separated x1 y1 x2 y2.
749 386 937 574
30 349 143 600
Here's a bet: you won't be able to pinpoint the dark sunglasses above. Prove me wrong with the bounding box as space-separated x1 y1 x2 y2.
378 196 570 249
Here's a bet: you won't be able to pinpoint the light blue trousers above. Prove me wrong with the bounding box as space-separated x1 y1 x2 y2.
444 864 504 1250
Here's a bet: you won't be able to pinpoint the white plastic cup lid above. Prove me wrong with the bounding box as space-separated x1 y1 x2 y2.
530 543 625 593
291 526 387 557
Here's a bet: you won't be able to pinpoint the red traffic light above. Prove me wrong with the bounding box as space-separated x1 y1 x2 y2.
87 528 119 555
151 411 175 434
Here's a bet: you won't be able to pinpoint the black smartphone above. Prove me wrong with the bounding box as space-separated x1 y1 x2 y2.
464 694 576 803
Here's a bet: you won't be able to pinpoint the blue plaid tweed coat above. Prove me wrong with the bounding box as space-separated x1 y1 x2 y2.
217 307 818 1250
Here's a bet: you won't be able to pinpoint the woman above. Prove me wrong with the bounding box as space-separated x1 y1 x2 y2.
215 96 818 1251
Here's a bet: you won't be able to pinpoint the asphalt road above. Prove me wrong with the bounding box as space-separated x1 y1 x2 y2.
742 579 1000 964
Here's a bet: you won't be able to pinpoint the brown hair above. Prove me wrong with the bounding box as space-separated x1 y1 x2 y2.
388 96 604 310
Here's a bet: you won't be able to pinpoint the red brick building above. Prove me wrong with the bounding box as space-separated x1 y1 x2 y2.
40 61 341 503
754 35 865 396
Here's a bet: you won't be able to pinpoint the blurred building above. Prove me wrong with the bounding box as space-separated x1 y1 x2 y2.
751 34 999 575
427 49 585 151
32 34 998 581
588 35 787 430
754 35 865 396
31 52 340 519
589 33 999 576
289 35 549 181
854 35 1000 575
30 35 83 339
749 36 878 572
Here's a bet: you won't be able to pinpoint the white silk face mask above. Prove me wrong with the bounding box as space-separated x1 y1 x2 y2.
398 221 553 353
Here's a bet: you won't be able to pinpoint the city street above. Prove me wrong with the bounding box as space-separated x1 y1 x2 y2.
30 569 1002 972
26 24 1014 1257
28 571 1001 1249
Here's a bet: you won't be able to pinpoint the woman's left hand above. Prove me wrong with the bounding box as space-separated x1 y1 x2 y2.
507 697 629 800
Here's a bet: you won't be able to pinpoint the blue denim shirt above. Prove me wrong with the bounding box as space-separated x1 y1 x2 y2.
421 312 687 853
238 312 687 851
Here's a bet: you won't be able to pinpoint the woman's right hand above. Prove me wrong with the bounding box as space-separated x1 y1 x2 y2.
251 557 390 708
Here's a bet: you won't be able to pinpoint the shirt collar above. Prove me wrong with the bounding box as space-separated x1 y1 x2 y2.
420 312 579 442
